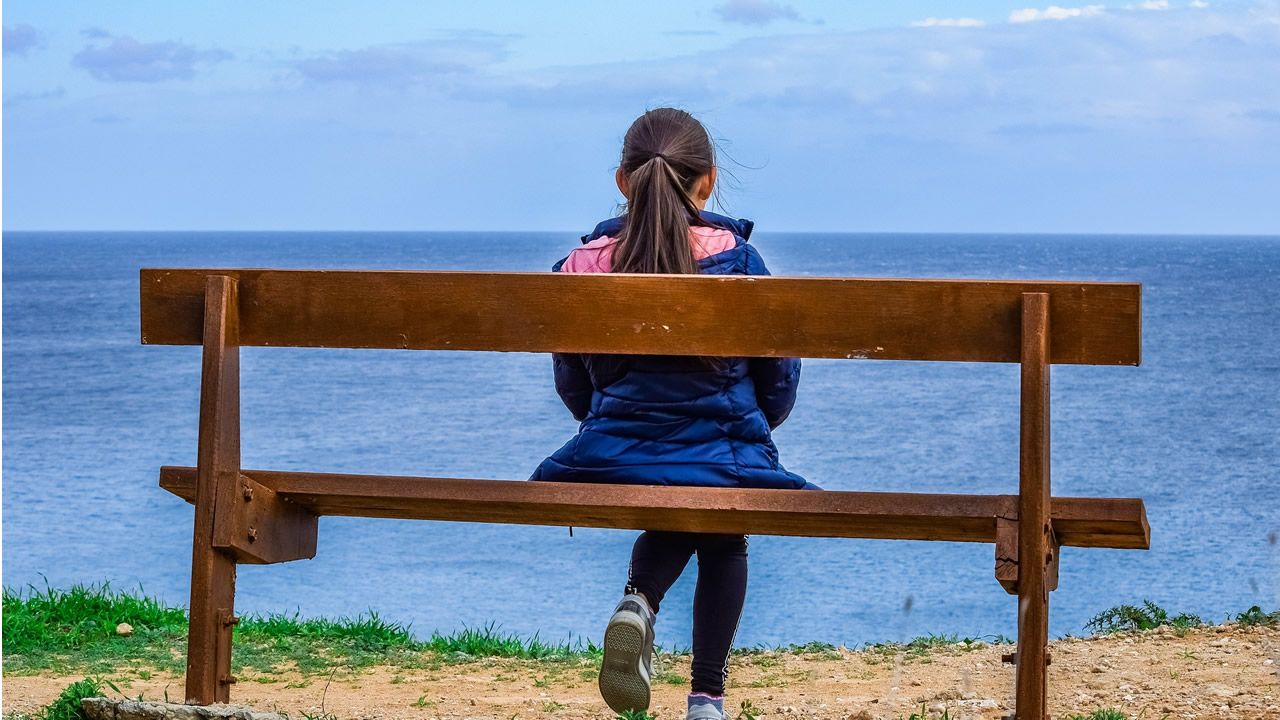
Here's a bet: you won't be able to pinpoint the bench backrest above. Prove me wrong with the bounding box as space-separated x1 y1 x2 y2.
140 269 1141 365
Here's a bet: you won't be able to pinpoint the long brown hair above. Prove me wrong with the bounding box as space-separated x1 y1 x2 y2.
612 108 715 275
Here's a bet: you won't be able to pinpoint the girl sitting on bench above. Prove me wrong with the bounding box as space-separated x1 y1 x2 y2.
532 107 812 720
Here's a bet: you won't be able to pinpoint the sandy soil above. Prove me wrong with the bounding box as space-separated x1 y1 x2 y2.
3 625 1276 720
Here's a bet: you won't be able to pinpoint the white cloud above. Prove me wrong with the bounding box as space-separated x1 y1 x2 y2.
1009 5 1106 22
911 17 986 28
1190 0 1210 7
1138 1 1170 9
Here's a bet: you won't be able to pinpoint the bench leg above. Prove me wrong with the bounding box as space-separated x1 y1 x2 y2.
186 275 242 704
1013 292 1051 720
186 535 237 703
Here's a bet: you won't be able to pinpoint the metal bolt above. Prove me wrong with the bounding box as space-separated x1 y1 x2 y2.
247 527 257 542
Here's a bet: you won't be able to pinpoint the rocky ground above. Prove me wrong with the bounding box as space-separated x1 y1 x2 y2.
3 624 1276 720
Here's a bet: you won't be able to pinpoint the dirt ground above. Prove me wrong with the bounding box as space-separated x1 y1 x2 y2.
3 624 1276 720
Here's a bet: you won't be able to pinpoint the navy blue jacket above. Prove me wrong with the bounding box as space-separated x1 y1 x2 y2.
530 211 811 490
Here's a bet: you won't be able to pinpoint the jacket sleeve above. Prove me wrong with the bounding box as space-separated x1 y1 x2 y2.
739 244 802 428
552 352 593 421
750 357 801 429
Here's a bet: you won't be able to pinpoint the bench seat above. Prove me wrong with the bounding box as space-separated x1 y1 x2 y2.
159 466 1148 549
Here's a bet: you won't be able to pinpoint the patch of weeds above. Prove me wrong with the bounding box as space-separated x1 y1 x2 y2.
1235 605 1280 627
1063 710 1128 720
300 712 337 720
737 699 761 720
1178 649 1199 661
540 700 563 713
39 678 104 720
615 711 657 720
784 641 837 655
412 694 433 708
902 704 953 720
654 670 686 685
1084 601 1202 635
579 668 599 681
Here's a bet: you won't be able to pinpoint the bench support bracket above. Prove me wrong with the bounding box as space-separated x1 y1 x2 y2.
995 515 1059 595
185 275 242 705
1013 292 1052 720
213 473 318 565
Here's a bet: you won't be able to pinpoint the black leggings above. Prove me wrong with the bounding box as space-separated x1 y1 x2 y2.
625 531 748 697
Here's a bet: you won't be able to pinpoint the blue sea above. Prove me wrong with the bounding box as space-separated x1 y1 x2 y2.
3 231 1278 649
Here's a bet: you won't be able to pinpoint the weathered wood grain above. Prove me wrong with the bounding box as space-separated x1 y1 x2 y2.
186 276 240 705
139 269 1142 365
158 466 1149 550
1016 292 1053 718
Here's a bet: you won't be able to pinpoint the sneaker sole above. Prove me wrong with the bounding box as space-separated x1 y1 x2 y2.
598 610 651 713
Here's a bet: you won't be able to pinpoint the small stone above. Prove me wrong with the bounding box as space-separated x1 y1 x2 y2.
1264 659 1273 666
1206 684 1239 698
115 623 133 637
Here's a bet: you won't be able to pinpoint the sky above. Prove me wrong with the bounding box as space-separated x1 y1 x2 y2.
2 0 1278 233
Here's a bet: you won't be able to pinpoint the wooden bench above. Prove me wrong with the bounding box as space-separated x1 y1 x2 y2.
141 268 1149 719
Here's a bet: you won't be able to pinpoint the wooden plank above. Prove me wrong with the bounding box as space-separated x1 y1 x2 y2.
186 276 240 705
1016 292 1052 719
212 474 319 565
158 467 1148 549
995 515 1019 594
140 269 1142 365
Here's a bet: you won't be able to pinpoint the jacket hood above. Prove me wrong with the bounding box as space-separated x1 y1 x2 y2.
581 210 754 244
559 210 763 275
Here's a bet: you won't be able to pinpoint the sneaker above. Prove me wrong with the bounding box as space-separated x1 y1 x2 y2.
598 593 655 712
685 694 726 720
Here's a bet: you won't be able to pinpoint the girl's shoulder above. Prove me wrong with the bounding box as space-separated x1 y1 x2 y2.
558 226 741 275
553 211 761 275
579 211 754 245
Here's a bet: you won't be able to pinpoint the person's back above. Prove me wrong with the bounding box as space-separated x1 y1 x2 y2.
531 108 811 720
532 210 807 491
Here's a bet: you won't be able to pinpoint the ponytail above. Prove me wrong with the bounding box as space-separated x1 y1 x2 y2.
611 108 716 276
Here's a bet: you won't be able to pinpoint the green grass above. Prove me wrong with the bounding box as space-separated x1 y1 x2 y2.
422 623 600 661
1084 600 1203 635
1064 710 1127 720
5 582 1274 684
2 583 595 678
